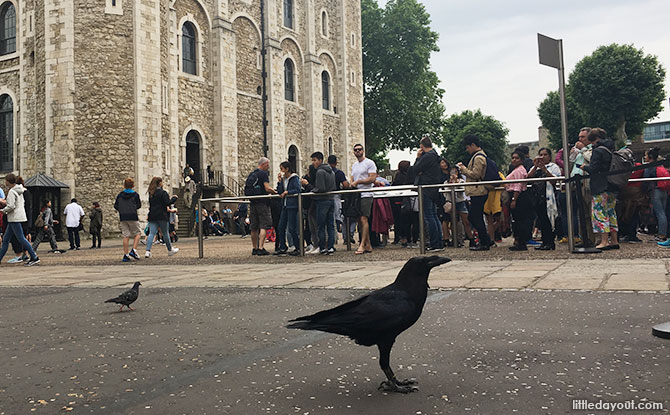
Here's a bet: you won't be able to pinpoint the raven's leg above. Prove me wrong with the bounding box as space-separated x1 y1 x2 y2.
118 305 124 312
377 341 418 393
127 305 134 311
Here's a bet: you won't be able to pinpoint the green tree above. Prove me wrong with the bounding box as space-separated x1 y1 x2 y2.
537 88 588 150
362 0 445 167
441 110 509 168
569 44 666 145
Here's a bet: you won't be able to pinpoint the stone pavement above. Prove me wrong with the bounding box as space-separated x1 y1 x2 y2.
2 259 669 292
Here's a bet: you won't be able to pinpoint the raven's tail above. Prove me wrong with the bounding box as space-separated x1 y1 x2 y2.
104 297 119 304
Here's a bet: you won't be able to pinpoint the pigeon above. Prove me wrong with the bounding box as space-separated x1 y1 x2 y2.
105 282 141 312
287 256 451 393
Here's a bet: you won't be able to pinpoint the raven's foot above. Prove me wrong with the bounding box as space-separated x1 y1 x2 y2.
394 378 418 386
378 380 418 393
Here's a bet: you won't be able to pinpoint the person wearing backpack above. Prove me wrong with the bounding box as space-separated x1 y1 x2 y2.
642 147 670 243
581 128 619 250
456 134 493 251
244 157 277 256
32 200 60 253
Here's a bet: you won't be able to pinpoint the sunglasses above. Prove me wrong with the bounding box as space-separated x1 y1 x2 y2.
353 148 363 152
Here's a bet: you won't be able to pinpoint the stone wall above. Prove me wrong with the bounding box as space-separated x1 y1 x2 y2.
73 0 135 235
237 94 264 180
175 0 215 182
19 0 37 176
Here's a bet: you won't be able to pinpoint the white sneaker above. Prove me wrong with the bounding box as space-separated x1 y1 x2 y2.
168 247 179 256
145 251 151 258
305 244 314 252
307 247 321 255
7 256 23 264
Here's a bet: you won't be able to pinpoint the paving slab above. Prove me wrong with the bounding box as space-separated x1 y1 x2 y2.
604 273 669 291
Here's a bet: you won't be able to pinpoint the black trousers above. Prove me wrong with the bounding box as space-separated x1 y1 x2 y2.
468 195 491 246
67 226 81 248
534 193 555 246
91 228 101 247
510 191 533 245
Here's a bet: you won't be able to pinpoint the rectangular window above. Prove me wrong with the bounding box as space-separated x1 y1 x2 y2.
105 0 123 15
283 0 293 29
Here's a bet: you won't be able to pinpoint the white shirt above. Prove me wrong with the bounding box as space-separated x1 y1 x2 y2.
351 158 377 198
64 202 85 227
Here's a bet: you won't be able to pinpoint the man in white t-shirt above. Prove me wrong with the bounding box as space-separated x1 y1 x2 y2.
350 144 377 254
64 198 85 250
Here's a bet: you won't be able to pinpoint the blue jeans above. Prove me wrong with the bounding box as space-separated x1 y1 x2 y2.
652 188 667 236
315 199 335 251
0 222 37 261
146 221 173 251
423 194 443 249
277 207 299 251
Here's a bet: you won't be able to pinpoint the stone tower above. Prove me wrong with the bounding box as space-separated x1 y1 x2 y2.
0 0 364 233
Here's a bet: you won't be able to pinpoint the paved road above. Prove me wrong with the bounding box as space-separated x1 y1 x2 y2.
0 287 667 414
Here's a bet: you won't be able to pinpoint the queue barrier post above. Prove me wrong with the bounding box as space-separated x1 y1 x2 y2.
450 186 459 247
198 198 204 259
298 192 305 256
418 186 425 255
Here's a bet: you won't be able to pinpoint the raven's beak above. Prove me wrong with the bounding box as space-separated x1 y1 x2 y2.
427 256 451 268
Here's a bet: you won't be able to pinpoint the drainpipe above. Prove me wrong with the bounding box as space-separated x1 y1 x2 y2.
260 0 269 157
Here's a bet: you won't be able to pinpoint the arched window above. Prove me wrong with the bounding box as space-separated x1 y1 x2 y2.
284 59 295 102
0 2 16 55
181 22 197 75
288 145 299 173
283 0 293 29
321 11 328 37
321 71 330 110
0 94 13 172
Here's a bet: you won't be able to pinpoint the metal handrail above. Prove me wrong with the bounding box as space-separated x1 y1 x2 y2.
196 173 670 258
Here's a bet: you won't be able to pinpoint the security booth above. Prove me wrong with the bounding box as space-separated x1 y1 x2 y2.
24 173 69 241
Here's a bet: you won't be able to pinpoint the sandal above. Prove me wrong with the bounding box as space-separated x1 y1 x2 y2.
355 249 366 255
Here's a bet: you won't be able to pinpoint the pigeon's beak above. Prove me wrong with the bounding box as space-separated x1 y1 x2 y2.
427 256 451 269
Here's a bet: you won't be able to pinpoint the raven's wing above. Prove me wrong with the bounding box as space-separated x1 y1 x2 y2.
287 288 420 345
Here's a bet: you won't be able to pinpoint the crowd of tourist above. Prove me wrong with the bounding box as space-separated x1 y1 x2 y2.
2 126 669 264
227 127 669 257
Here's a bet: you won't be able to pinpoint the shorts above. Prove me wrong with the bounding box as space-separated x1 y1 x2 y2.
455 201 468 213
120 220 142 238
249 202 272 231
484 190 502 215
169 223 175 233
360 197 373 217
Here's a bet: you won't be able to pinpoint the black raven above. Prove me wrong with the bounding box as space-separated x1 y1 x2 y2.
105 282 141 312
287 255 450 393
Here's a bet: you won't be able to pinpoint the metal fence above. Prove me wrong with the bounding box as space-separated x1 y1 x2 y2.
196 173 670 258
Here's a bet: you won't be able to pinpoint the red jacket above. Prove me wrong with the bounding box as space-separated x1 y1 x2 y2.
372 198 394 234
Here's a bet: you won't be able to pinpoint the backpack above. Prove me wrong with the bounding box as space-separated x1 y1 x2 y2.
602 147 634 187
244 169 265 196
475 154 501 183
34 211 44 228
656 166 670 192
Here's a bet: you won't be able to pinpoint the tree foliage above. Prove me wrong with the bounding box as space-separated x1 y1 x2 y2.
362 0 445 168
441 110 509 168
567 44 665 145
537 89 588 150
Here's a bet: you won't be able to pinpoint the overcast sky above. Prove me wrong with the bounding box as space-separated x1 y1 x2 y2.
382 0 670 167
